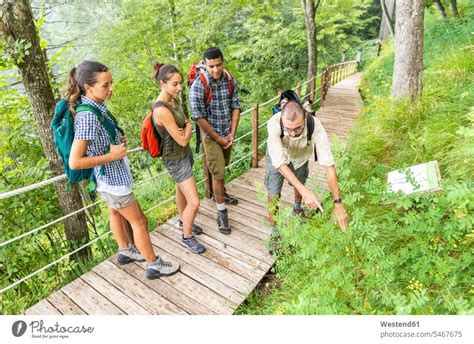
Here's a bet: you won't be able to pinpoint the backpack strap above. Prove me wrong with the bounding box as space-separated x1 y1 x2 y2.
75 104 120 143
306 114 318 162
223 69 235 95
198 69 235 107
197 71 213 107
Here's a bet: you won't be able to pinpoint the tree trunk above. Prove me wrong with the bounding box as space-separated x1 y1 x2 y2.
449 0 459 18
167 0 189 116
391 0 425 101
433 0 447 19
1 0 90 259
301 0 319 83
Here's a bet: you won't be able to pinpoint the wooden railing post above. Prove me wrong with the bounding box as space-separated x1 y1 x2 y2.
251 103 259 168
309 74 315 102
296 83 302 97
202 143 213 198
320 68 326 107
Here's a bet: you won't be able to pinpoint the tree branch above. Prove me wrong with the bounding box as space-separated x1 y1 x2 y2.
380 0 395 37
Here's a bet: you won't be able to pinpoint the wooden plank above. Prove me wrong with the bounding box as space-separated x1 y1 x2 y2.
159 224 264 283
93 260 187 315
192 204 270 240
150 231 254 293
62 278 125 315
47 291 86 315
193 213 274 265
194 210 271 253
227 180 294 209
199 200 268 237
198 199 266 231
81 271 151 315
166 219 272 272
148 234 246 305
110 259 225 315
25 299 61 315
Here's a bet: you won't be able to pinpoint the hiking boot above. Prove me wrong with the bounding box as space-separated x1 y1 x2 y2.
224 192 239 205
146 256 180 279
213 192 239 205
292 207 308 218
181 235 206 254
269 233 283 255
178 219 203 235
217 209 231 235
117 244 145 265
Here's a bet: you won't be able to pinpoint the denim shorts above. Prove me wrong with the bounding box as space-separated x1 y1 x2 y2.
264 153 309 196
163 155 194 184
97 191 137 209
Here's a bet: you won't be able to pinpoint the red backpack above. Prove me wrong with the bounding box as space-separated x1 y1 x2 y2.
187 62 235 107
141 102 168 157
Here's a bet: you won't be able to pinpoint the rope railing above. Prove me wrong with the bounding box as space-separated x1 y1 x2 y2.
1 59 360 293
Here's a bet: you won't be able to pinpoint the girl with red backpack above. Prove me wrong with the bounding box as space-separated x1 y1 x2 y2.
151 63 206 254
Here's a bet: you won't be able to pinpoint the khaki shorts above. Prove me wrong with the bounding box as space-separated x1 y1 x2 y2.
97 191 136 209
201 133 231 181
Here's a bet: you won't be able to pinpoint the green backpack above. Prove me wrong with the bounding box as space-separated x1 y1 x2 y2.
50 99 123 195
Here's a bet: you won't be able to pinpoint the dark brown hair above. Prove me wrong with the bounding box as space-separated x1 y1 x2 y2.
152 63 180 84
65 60 108 114
282 100 305 121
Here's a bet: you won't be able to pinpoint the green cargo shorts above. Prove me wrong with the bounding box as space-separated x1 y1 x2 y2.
264 152 309 196
201 132 232 181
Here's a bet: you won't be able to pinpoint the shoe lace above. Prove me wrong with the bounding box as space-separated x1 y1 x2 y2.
158 257 173 267
130 246 140 255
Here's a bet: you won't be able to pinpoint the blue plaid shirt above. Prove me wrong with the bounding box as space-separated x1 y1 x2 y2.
73 96 133 187
189 65 240 137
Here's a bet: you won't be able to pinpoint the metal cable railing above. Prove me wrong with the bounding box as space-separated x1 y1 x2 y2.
0 82 326 248
0 71 328 201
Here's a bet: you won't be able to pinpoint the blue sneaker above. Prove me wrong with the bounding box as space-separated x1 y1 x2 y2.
178 219 203 235
181 235 206 254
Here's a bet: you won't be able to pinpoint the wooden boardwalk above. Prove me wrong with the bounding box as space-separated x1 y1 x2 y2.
25 73 362 315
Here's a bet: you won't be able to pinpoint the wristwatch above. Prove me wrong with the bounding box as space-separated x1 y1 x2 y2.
333 197 342 204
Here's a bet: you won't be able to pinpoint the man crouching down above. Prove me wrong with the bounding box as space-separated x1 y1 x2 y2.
265 100 349 246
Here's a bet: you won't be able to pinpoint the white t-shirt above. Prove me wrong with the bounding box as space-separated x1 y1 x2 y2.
96 157 133 195
267 112 335 170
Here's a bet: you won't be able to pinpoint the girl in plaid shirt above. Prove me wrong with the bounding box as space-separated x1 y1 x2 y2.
68 60 179 279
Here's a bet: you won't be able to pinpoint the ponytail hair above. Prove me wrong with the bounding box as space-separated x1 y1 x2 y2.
65 68 80 114
152 62 180 84
64 60 109 114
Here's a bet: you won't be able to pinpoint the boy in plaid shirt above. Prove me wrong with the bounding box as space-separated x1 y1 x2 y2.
189 47 241 235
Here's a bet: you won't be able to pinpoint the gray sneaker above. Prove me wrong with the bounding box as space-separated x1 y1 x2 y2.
117 244 145 265
217 209 231 235
146 257 180 279
181 235 206 254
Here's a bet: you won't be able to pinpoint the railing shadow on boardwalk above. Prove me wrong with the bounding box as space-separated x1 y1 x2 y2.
24 72 362 315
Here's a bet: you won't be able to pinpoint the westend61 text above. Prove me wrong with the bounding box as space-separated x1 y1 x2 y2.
380 321 420 328
29 321 94 334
